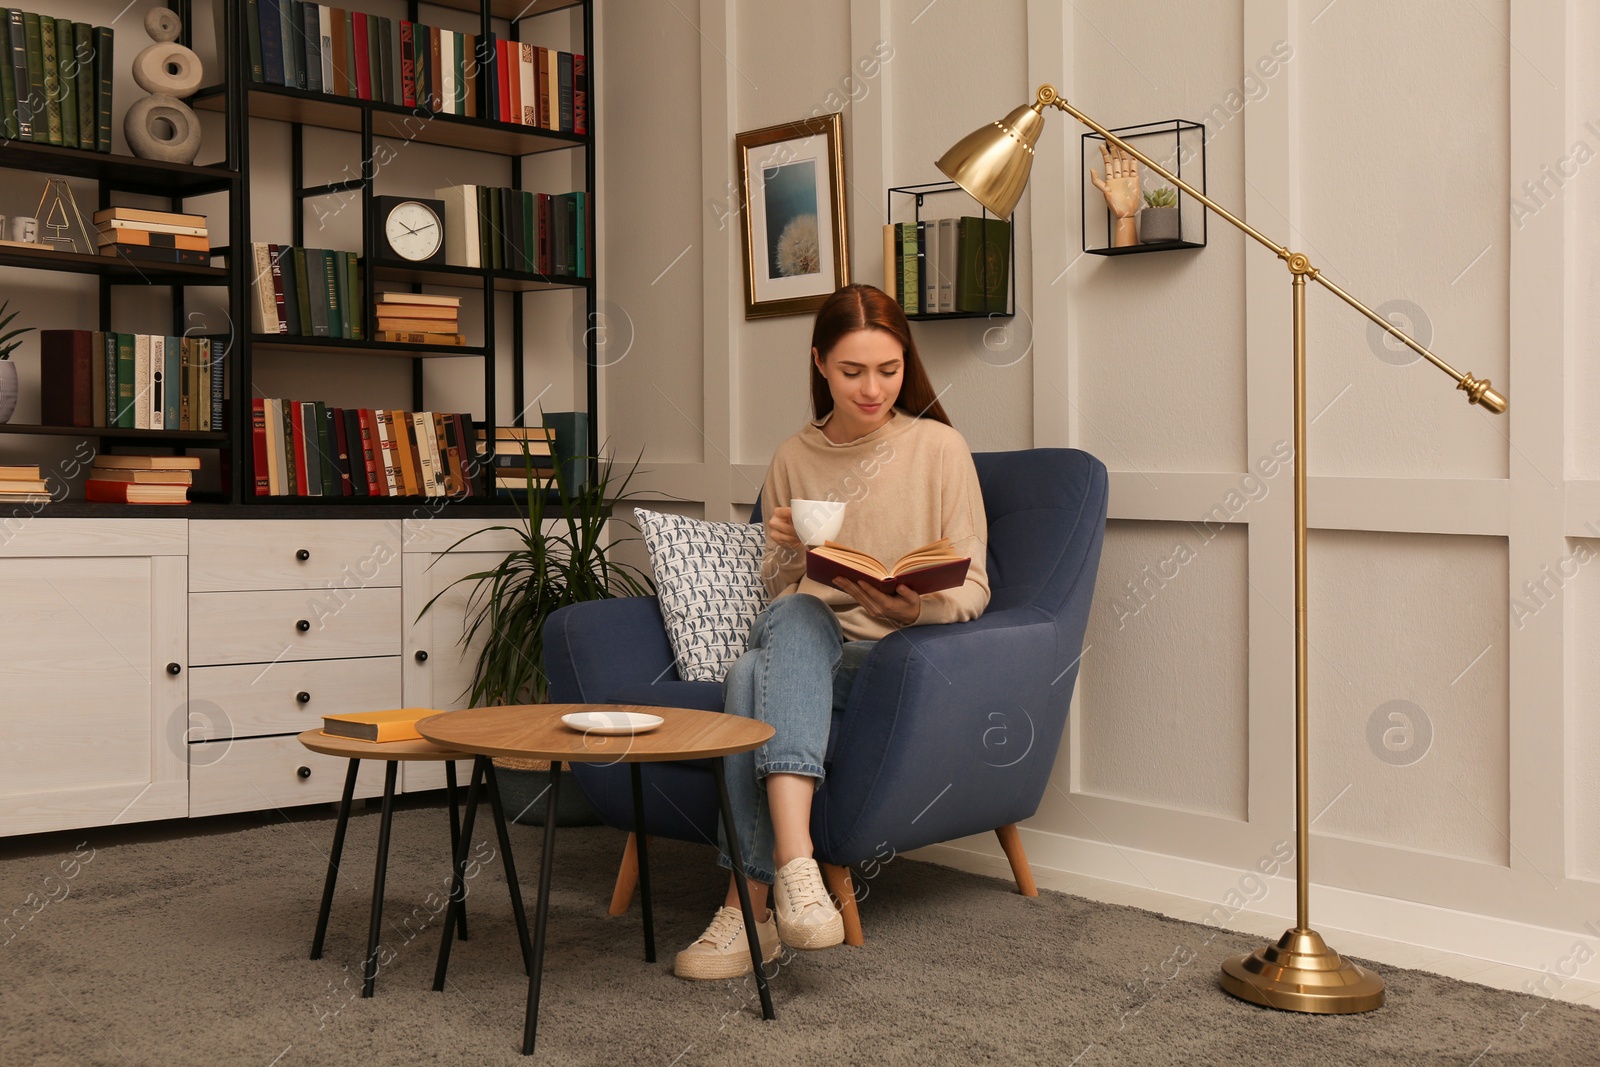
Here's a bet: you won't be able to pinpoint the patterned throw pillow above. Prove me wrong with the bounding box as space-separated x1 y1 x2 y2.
634 508 769 682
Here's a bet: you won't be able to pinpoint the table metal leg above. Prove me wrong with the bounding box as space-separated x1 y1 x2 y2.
361 760 400 998
714 758 775 1021
483 760 534 977
629 763 655 963
521 760 562 1056
310 759 361 960
433 755 486 991
445 760 467 942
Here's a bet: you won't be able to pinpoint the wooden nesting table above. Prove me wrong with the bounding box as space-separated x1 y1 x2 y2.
416 703 776 1056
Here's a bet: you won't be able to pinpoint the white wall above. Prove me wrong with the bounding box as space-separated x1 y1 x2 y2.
598 0 1597 979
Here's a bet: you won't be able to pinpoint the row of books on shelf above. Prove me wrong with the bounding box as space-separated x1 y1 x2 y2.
250 401 484 499
437 184 589 276
0 8 113 150
0 456 196 506
249 244 364 340
881 217 1011 316
95 207 211 266
39 330 222 431
245 1 587 134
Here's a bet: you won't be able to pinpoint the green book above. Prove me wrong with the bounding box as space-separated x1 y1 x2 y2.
245 0 263 83
91 25 111 152
114 333 135 428
22 11 44 144
291 246 312 335
55 18 75 148
0 10 14 141
342 13 357 100
955 216 1010 314
163 335 181 430
899 222 918 314
323 249 343 339
521 191 535 274
489 189 502 270
573 191 586 276
313 400 336 495
542 411 589 495
103 330 117 427
475 185 491 266
346 252 361 340
38 15 59 145
71 22 91 149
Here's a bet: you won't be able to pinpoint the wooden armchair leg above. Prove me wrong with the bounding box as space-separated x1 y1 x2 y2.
609 832 641 915
820 862 865 946
995 824 1038 897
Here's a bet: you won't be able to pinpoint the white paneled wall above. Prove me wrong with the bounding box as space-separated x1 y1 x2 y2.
601 0 1600 972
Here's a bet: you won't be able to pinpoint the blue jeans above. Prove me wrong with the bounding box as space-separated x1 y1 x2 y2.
716 594 876 884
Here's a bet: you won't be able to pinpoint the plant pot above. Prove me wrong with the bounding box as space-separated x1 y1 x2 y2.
494 760 603 827
0 360 17 423
1139 206 1181 244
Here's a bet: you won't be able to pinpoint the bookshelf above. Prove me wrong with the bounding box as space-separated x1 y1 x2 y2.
0 0 596 512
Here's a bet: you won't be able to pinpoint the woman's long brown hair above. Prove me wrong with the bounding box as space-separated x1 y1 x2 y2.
809 283 951 426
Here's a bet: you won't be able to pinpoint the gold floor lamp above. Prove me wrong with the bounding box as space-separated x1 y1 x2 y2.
937 85 1507 1015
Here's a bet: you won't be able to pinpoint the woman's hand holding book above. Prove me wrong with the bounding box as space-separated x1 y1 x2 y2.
830 575 923 626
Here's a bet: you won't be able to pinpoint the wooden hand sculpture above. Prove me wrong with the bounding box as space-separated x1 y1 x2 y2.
1090 142 1141 247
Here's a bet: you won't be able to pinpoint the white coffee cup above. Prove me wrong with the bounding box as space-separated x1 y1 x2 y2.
789 498 847 546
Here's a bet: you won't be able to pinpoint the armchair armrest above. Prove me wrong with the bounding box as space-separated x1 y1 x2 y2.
816 607 1077 861
543 596 678 704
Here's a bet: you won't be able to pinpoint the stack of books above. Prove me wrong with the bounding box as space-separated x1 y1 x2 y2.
95 208 210 266
480 425 555 495
250 243 363 340
0 463 50 504
1 10 114 151
39 330 221 431
251 400 476 499
84 455 197 505
243 5 586 134
881 217 1010 316
374 293 461 346
436 184 590 277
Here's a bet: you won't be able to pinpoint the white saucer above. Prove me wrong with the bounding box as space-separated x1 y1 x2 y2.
561 710 664 735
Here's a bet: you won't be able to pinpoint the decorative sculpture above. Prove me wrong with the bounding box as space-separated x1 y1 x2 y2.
124 7 202 164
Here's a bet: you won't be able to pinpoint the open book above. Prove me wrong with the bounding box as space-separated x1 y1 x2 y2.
805 537 971 596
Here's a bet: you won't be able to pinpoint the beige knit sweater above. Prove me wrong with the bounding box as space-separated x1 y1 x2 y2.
760 410 990 641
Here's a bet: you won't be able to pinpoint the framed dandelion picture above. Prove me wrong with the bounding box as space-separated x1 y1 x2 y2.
736 113 850 319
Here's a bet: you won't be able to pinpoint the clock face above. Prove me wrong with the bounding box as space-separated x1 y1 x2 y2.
384 201 442 261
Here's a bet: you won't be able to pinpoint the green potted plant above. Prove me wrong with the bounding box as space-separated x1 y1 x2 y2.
0 300 36 424
1139 186 1181 244
421 436 656 824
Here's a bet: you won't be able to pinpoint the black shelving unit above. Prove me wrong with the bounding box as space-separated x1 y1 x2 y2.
1081 118 1207 256
885 182 1014 321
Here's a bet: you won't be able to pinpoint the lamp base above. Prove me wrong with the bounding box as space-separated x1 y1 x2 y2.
1219 928 1385 1014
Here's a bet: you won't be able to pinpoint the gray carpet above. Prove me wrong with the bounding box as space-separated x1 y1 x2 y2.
2 796 1596 1066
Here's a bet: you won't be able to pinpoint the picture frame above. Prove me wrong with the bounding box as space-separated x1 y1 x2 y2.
736 113 849 319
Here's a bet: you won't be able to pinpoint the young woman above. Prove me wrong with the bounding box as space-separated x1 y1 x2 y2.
675 283 991 980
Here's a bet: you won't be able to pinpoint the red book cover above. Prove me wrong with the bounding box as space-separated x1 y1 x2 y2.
39 329 94 427
331 406 353 495
83 480 189 504
267 244 288 334
399 20 415 107
251 397 269 495
573 53 586 136
352 11 372 99
500 39 515 124
357 408 382 496
290 400 309 495
803 545 971 597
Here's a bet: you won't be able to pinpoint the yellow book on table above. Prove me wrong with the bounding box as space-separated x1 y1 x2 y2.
321 708 432 743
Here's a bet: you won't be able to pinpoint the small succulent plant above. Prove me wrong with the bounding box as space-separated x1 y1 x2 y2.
1143 187 1178 209
0 300 33 360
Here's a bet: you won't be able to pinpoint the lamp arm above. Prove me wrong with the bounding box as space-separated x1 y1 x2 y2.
1038 85 1507 414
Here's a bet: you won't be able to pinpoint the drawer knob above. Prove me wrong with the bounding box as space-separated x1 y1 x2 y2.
296 549 310 561
166 662 182 675
296 691 311 705
297 766 312 779
296 619 311 633
414 650 428 663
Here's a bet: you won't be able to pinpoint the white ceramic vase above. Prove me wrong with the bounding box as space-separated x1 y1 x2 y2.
0 360 17 423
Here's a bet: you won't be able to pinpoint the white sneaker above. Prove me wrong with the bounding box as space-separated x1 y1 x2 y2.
673 906 781 981
772 857 844 950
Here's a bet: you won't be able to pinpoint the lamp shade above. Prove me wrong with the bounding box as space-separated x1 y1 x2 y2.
935 103 1046 218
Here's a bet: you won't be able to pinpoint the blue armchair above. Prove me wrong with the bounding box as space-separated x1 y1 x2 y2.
543 448 1108 942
